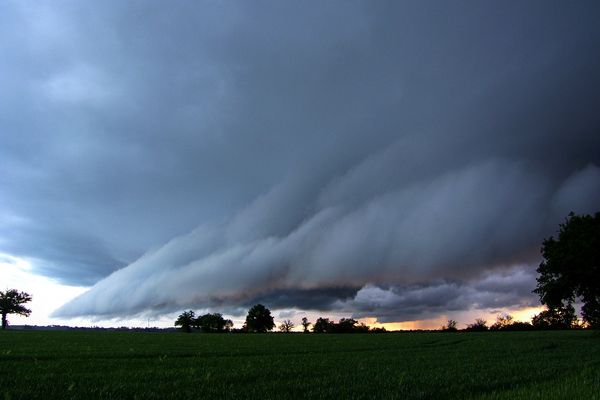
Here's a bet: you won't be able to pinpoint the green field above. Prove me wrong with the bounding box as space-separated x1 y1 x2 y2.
1 330 598 399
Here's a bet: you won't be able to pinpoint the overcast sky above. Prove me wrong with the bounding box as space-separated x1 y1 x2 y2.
1 1 599 327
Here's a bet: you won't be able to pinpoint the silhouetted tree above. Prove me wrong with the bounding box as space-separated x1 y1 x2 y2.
353 322 370 333
301 317 311 333
175 310 195 333
244 304 275 333
531 305 577 330
196 313 233 333
334 318 359 333
465 318 488 332
312 317 370 333
534 212 600 328
313 317 334 333
370 327 387 333
278 319 294 333
504 321 534 331
0 289 32 330
442 319 458 332
490 314 514 331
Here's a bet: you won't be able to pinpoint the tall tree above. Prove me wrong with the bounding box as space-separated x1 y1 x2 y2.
490 314 514 331
244 304 275 333
442 319 458 332
174 310 196 333
334 318 359 333
196 313 233 333
465 318 488 332
534 212 600 328
531 304 577 330
312 317 334 333
0 289 32 330
301 317 311 333
278 319 294 333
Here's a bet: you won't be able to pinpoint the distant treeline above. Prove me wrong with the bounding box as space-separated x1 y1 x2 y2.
174 304 388 334
311 317 384 333
6 307 590 333
11 325 178 332
442 306 589 332
175 302 593 334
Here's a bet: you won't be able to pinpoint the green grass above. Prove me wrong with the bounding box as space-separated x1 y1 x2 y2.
0 330 598 399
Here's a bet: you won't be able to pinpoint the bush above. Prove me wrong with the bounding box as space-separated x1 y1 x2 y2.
464 318 488 332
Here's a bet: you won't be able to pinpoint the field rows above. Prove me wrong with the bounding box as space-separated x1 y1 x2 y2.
1 330 599 399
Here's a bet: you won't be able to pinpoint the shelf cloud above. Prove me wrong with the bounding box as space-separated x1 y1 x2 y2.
53 161 600 318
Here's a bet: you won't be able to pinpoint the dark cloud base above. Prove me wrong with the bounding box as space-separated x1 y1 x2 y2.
238 287 360 311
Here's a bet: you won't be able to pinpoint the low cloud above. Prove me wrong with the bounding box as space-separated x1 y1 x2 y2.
54 162 600 319
341 267 538 322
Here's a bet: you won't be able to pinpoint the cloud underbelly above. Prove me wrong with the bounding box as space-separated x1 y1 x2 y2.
53 160 600 318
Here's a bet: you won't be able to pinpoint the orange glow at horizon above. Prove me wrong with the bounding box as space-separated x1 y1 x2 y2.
510 306 546 323
359 317 446 331
359 305 547 331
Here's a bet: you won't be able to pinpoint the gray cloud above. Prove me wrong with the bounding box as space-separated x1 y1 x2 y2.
341 267 539 322
0 1 599 321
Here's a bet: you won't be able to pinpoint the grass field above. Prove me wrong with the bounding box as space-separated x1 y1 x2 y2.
1 330 599 399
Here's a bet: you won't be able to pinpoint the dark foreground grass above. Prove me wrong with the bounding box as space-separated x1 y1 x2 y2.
0 330 598 399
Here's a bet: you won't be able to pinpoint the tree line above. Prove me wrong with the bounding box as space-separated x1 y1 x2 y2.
441 309 586 333
175 305 590 334
174 304 277 333
175 304 388 333
174 310 234 333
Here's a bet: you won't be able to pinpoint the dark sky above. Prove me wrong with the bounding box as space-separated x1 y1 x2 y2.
1 1 599 321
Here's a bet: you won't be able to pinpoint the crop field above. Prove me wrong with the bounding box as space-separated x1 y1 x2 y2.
0 330 599 399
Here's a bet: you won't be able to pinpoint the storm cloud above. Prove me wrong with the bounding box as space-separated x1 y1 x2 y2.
1 1 599 321
342 267 540 323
